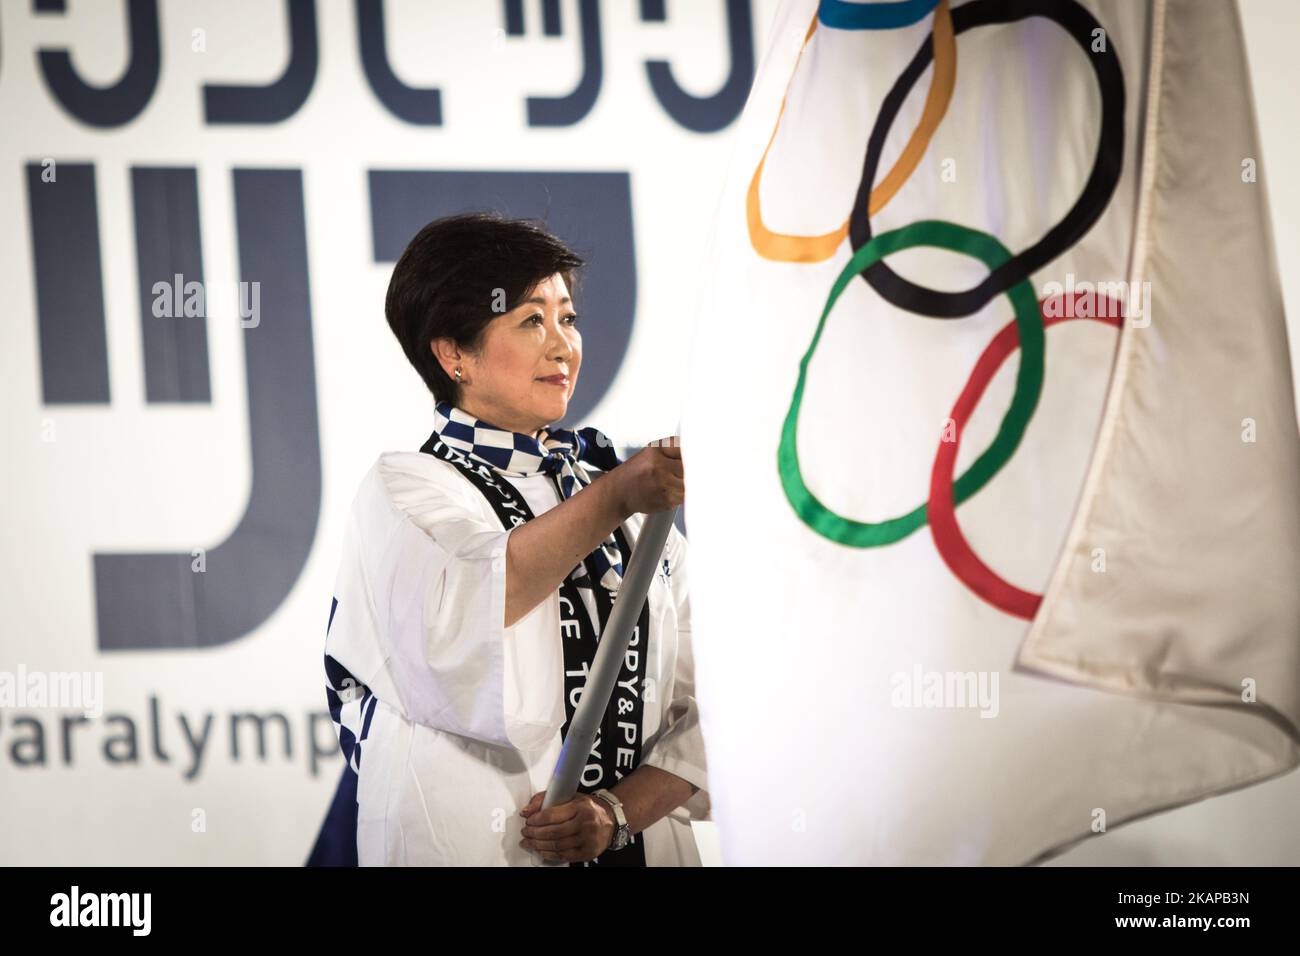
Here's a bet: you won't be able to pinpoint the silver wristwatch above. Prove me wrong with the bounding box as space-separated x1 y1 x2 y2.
592 788 631 851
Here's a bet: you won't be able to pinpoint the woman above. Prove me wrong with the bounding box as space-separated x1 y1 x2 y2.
324 212 709 866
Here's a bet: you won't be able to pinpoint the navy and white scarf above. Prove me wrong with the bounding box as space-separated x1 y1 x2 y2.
431 400 627 591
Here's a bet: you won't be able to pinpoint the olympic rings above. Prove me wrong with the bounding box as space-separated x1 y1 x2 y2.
777 220 1042 547
760 0 1127 618
850 0 1126 317
746 2 955 262
928 294 1122 618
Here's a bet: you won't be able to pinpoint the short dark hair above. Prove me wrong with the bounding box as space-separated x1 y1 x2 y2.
384 211 585 404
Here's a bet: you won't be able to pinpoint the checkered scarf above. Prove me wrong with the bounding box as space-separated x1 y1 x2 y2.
431 400 626 591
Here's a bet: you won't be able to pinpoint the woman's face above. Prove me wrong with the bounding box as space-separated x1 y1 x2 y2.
436 272 581 435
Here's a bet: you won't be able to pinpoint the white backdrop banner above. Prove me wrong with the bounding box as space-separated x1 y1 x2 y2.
0 0 770 865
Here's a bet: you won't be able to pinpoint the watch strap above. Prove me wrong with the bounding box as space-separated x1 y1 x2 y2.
593 788 630 850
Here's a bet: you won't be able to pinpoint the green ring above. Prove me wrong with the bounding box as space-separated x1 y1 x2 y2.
777 219 1044 547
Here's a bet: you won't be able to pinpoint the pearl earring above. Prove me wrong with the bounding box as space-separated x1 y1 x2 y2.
454 367 462 382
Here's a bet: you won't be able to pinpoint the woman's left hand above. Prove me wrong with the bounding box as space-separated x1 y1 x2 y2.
519 791 615 862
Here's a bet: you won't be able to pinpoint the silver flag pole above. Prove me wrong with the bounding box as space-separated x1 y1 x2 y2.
541 503 678 811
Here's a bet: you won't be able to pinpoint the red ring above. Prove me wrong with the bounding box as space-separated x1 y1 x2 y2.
928 293 1123 619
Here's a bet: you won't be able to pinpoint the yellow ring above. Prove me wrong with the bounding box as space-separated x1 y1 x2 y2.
746 0 956 263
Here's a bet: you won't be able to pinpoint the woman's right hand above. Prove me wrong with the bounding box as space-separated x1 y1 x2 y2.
503 436 683 627
611 438 684 516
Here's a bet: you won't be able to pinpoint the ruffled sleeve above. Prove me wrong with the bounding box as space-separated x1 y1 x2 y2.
338 452 564 751
640 525 711 819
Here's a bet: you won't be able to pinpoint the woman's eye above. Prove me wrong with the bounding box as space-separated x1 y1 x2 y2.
564 313 579 325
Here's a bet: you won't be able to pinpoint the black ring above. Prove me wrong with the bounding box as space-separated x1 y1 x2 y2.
849 0 1126 318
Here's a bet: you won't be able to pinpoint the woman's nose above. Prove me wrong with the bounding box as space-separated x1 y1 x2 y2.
546 325 574 359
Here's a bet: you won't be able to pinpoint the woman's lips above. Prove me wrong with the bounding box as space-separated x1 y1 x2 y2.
537 376 568 387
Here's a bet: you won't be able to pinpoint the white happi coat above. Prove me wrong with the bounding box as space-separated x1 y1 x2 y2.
324 449 710 865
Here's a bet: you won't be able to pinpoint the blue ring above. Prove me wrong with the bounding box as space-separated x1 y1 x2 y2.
818 0 942 30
